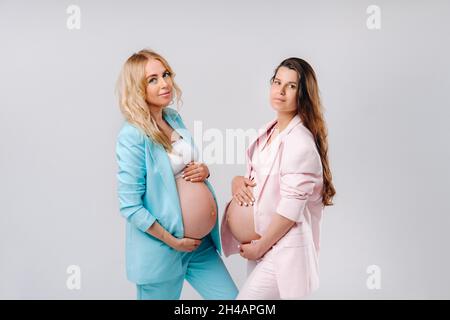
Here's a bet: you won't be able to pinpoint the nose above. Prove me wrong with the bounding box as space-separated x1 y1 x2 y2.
279 86 286 96
160 76 168 88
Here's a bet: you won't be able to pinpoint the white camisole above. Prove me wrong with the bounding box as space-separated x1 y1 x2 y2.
167 136 199 178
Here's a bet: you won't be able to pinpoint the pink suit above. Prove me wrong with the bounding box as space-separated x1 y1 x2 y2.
221 114 325 299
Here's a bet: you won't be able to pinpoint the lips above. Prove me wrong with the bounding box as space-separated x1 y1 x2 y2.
159 91 171 97
273 97 286 102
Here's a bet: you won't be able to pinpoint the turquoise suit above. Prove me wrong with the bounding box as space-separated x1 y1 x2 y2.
115 107 237 299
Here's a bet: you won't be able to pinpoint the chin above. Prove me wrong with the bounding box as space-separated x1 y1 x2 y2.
270 102 283 111
158 99 172 107
271 104 296 114
152 103 166 109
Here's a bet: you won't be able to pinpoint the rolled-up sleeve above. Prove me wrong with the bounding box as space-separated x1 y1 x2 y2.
276 133 322 223
116 126 156 232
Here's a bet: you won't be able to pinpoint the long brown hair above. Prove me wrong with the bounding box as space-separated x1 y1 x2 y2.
272 58 336 206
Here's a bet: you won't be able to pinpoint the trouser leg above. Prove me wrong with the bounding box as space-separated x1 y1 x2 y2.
237 254 280 300
184 236 238 300
136 275 184 300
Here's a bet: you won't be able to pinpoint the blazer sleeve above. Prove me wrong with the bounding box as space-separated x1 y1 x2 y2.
116 125 156 232
276 131 322 223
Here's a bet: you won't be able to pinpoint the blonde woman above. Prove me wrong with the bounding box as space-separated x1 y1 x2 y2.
115 49 238 300
221 58 336 299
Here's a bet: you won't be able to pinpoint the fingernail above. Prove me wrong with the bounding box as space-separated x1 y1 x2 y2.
245 203 248 206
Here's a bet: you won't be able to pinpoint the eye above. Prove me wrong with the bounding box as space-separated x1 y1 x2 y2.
273 80 281 85
148 78 157 84
163 71 172 78
289 84 297 89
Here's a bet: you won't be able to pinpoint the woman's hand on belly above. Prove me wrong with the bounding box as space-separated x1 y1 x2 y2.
238 240 265 261
182 162 210 182
232 176 256 206
226 198 260 244
168 236 202 252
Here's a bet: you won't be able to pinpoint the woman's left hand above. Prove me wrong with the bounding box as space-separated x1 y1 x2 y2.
182 162 210 182
239 240 267 261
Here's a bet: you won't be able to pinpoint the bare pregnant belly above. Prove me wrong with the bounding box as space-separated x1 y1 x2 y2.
225 189 261 244
175 177 217 240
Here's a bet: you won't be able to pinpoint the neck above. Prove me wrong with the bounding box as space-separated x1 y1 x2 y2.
276 111 296 132
148 105 165 124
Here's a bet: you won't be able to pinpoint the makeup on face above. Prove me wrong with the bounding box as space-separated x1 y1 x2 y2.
145 59 174 107
270 67 299 112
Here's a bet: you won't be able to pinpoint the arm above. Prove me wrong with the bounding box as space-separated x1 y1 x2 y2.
239 213 296 260
240 132 322 260
116 126 157 232
146 220 200 251
116 125 201 251
252 214 296 254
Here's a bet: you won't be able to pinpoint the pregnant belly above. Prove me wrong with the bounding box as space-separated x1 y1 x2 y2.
225 190 261 244
175 177 217 240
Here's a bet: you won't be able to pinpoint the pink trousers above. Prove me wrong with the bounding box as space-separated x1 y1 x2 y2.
236 249 281 300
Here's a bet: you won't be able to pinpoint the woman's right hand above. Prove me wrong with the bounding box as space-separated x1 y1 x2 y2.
169 237 202 252
231 175 256 207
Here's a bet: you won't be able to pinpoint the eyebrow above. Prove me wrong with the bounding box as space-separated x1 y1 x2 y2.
146 69 168 79
274 77 298 85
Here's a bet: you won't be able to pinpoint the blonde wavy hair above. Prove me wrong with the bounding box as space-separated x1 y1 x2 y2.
116 49 182 152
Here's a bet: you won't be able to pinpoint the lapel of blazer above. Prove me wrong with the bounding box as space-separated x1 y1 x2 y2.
246 119 277 176
145 109 190 204
250 114 302 201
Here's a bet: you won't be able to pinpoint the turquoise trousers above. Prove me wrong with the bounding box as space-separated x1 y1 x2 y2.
136 235 238 300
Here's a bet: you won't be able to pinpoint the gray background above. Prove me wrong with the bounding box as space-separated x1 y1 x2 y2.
1 0 449 299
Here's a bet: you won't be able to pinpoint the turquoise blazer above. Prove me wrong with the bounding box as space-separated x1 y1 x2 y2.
116 107 222 284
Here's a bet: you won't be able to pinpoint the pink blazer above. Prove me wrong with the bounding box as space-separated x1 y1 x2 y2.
221 114 325 299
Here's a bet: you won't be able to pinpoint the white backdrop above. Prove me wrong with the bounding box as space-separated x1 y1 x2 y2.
1 0 449 299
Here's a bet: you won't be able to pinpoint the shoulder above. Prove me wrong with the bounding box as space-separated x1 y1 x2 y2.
281 122 321 168
117 121 145 145
285 123 315 148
